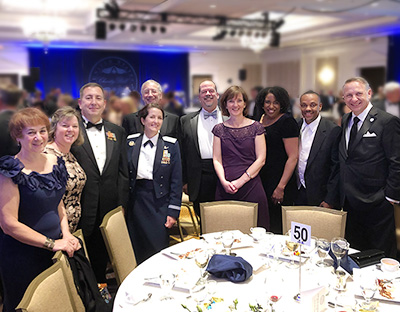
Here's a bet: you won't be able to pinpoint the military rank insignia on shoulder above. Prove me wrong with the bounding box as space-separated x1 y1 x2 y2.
163 136 177 144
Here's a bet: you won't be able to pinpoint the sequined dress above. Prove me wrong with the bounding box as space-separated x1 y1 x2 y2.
0 156 67 312
44 145 87 233
212 122 270 229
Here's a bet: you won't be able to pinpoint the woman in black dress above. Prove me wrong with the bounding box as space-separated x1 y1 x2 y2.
0 108 81 311
257 87 299 234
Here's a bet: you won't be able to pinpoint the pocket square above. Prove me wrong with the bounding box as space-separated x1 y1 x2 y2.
363 131 377 138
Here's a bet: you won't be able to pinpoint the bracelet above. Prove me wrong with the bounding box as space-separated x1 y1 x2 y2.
245 170 252 179
43 237 55 251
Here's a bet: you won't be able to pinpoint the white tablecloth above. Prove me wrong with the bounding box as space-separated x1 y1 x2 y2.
114 233 400 311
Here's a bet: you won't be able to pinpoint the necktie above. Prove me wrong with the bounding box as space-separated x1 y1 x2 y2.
348 116 360 150
204 110 217 119
144 140 154 148
86 121 103 131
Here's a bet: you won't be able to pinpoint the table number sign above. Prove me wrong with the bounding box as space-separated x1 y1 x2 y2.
290 221 311 247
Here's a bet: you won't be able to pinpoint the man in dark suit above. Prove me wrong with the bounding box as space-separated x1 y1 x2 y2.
122 79 179 138
372 81 400 118
180 80 224 218
339 77 400 257
71 82 129 282
0 84 22 158
295 90 341 208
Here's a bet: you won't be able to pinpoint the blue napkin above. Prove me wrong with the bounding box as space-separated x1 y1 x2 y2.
329 249 359 275
206 254 253 283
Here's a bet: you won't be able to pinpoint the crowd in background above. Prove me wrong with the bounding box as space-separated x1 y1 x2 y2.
0 77 399 311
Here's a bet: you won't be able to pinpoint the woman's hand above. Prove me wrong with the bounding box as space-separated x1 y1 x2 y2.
222 180 238 194
231 179 245 192
53 237 79 257
272 185 285 205
63 232 81 251
165 216 177 228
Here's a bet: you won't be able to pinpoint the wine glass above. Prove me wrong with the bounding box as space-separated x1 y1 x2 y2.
360 277 378 311
190 282 208 305
285 231 299 269
194 250 209 282
316 238 331 267
159 273 176 300
221 231 235 256
331 237 349 272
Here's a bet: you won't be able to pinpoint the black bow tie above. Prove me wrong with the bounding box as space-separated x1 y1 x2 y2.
144 140 154 148
86 122 103 131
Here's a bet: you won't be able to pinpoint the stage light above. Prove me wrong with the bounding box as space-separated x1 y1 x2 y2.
140 25 146 32
270 31 280 47
247 30 252 37
261 32 267 38
119 24 126 31
151 25 157 33
230 29 236 36
238 29 244 37
130 24 137 32
254 32 260 38
212 29 227 41
160 26 166 33
109 23 116 31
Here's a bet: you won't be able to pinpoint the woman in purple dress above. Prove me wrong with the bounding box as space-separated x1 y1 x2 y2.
212 86 269 229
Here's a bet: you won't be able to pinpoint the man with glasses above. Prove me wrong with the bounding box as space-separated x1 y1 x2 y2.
339 77 400 257
180 80 224 220
295 90 341 208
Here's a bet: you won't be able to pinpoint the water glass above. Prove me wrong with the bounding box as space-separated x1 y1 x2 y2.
159 273 176 300
360 277 378 311
316 238 330 267
221 231 235 256
331 237 349 272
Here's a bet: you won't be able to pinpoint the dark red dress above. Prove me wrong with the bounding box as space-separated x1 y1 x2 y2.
212 122 269 229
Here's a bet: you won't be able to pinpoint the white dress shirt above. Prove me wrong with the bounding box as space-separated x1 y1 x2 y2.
137 133 159 180
197 107 223 159
82 115 106 174
345 102 372 149
298 115 321 188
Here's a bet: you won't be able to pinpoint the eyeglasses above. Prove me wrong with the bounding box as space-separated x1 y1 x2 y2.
343 92 364 101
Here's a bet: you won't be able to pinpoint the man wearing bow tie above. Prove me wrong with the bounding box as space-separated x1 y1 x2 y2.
180 80 224 220
339 77 400 257
71 82 128 282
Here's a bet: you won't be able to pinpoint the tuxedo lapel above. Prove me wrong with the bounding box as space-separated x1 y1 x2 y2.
153 137 164 174
307 119 327 168
103 122 114 173
190 111 201 156
340 113 350 159
132 135 143 171
80 121 100 173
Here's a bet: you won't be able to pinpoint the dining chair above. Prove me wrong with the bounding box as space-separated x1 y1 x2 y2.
393 203 400 252
282 206 347 241
200 200 258 234
170 194 200 243
99 206 137 285
52 251 85 312
16 261 75 312
72 229 90 262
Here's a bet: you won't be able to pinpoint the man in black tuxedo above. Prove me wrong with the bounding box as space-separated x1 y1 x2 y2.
295 90 341 208
71 82 128 282
0 84 22 158
122 79 179 138
372 81 400 118
180 80 224 218
339 77 400 257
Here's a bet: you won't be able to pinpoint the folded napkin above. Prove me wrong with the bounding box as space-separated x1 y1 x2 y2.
329 249 359 275
206 254 253 283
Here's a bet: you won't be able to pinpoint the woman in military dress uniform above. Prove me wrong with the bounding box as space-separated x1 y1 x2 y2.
126 103 182 264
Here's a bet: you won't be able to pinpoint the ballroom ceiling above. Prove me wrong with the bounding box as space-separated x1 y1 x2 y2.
0 0 399 52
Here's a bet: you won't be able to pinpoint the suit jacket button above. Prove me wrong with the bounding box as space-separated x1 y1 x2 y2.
161 175 163 179
160 192 163 195
160 184 163 187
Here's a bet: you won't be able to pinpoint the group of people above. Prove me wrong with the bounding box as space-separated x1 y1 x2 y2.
0 76 399 311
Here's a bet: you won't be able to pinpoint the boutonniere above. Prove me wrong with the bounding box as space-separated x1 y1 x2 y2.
106 131 117 141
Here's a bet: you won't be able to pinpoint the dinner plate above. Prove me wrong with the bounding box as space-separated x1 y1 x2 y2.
201 230 253 250
354 277 400 303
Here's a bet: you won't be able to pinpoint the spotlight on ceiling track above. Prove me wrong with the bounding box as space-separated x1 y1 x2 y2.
119 24 126 31
160 26 166 33
109 23 116 31
130 24 137 32
151 25 157 33
230 29 236 36
140 25 146 32
212 29 227 41
270 31 280 47
238 29 244 37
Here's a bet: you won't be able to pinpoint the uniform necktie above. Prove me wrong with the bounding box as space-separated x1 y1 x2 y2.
144 140 154 148
348 116 360 150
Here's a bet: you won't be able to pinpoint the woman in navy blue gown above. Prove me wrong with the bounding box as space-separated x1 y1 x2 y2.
212 86 269 229
0 108 81 312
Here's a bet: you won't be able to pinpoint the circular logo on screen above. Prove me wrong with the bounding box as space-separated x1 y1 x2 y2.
88 57 138 96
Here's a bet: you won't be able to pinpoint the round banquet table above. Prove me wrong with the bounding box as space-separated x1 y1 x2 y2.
114 232 400 311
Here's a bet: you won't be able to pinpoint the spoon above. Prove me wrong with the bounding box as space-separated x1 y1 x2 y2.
132 293 152 305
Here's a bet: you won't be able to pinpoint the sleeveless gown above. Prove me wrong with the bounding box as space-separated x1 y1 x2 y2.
212 122 270 229
0 156 67 312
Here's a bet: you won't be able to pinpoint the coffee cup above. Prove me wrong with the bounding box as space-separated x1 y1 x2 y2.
381 258 399 272
250 227 266 241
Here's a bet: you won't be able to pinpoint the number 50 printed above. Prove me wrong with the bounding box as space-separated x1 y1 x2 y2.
290 221 311 247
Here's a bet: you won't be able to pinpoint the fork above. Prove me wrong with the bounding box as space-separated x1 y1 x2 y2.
132 293 152 305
